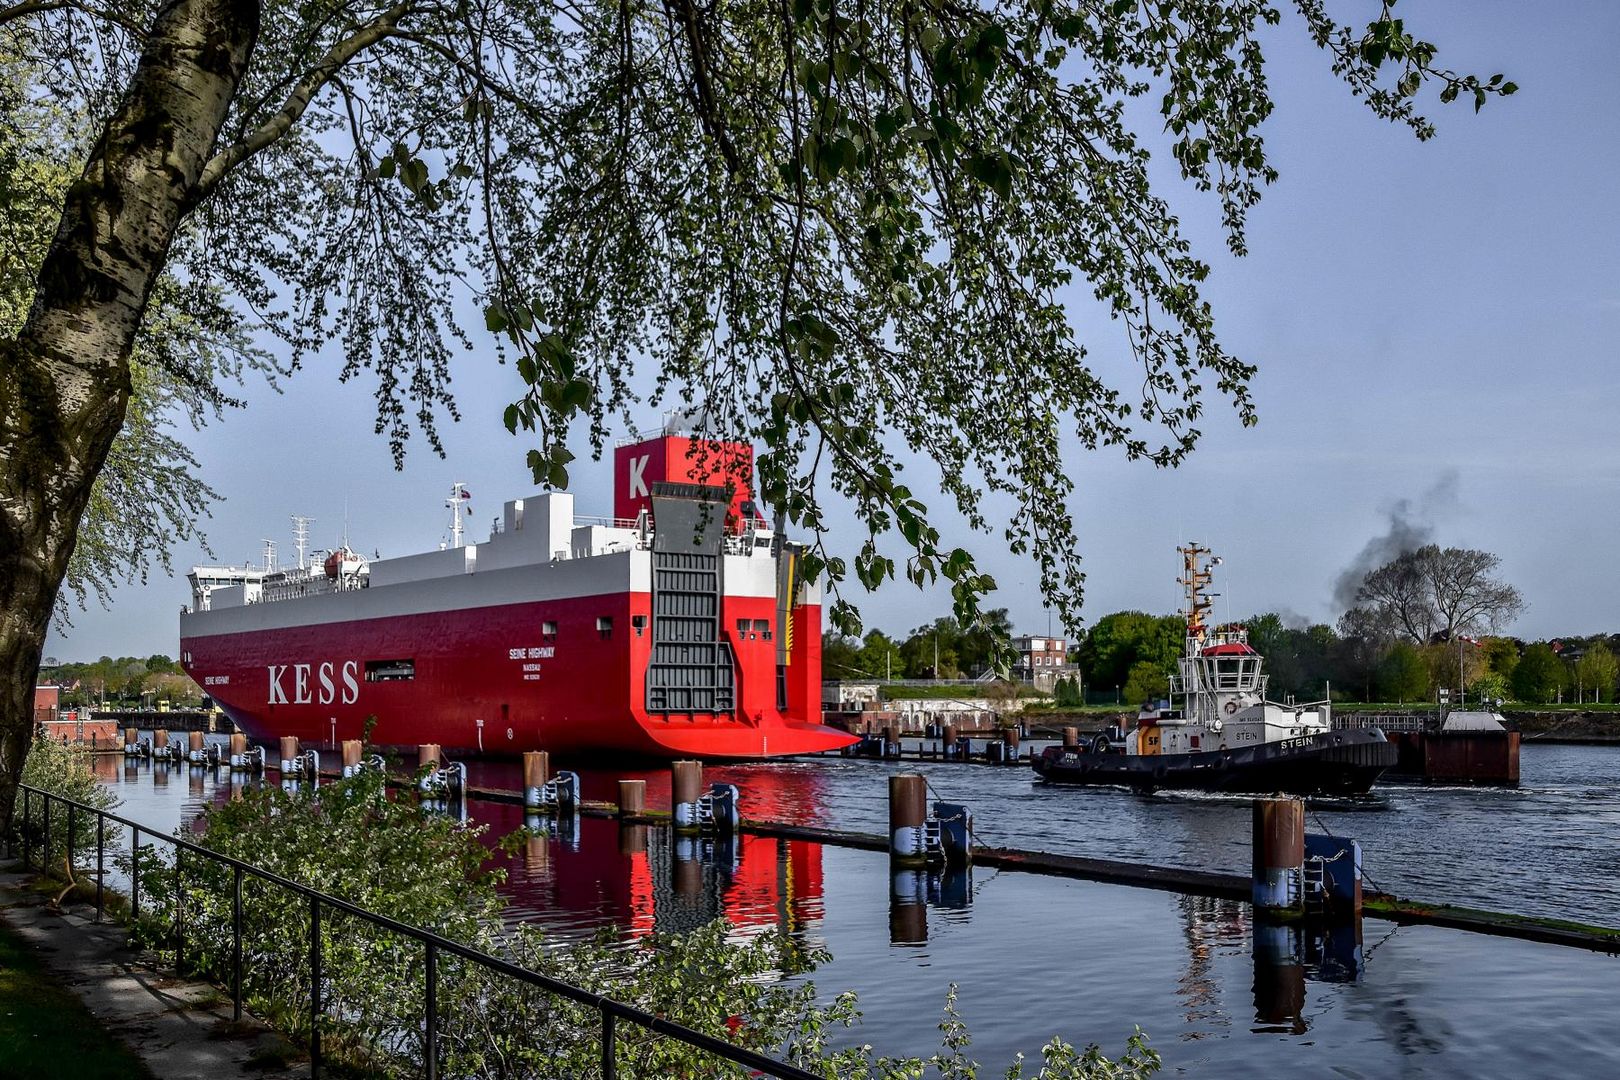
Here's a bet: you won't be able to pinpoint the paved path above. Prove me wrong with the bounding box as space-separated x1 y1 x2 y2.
0 865 304 1079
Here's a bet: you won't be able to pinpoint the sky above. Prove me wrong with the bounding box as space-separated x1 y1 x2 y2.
44 0 1620 663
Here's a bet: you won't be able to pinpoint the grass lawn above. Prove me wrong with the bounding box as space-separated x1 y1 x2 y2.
0 919 154 1079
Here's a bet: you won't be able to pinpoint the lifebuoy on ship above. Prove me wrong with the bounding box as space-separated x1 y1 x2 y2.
1224 700 1239 715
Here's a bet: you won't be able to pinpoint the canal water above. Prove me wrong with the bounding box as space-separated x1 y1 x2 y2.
92 742 1619 1077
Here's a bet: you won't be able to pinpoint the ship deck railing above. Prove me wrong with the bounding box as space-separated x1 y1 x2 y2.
9 783 822 1080
572 514 647 530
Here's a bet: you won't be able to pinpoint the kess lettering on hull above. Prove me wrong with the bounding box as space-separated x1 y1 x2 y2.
267 661 360 705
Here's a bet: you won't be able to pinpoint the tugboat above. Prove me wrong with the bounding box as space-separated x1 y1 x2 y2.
1034 545 1397 795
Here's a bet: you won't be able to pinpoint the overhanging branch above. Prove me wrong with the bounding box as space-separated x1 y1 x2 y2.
190 1 415 202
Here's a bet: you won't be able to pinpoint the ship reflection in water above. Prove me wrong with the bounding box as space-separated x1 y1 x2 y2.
492 806 828 945
94 743 1620 1078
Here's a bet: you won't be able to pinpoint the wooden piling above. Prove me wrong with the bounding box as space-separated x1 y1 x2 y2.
522 751 550 808
124 727 137 747
418 743 442 771
1252 798 1305 917
883 725 901 758
279 736 299 768
155 729 170 755
942 725 958 759
230 733 247 756
341 740 363 772
189 731 205 752
889 774 929 866
1063 727 1079 748
618 779 646 818
1001 726 1020 761
672 760 702 833
523 751 550 788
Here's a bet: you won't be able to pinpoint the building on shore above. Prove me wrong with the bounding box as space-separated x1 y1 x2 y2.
1011 636 1080 692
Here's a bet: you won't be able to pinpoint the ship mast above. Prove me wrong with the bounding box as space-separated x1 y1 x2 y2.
445 483 470 548
1178 543 1217 645
291 515 313 570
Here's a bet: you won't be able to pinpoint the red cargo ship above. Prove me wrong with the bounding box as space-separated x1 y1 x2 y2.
179 429 855 759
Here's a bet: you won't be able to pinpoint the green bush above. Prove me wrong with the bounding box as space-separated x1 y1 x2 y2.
119 770 1157 1078
17 736 120 872
1512 644 1565 705
1468 672 1510 704
1121 662 1169 707
1377 643 1430 704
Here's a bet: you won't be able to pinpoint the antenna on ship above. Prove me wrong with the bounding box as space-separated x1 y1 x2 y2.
290 515 314 570
260 538 278 573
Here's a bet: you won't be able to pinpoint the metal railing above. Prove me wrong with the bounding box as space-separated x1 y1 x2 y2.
1333 712 1436 733
9 783 822 1080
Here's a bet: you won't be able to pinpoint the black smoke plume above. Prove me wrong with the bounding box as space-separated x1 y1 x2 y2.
1331 471 1460 612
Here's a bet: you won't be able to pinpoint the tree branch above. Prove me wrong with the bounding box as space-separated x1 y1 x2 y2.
191 1 415 202
0 0 67 25
0 0 146 35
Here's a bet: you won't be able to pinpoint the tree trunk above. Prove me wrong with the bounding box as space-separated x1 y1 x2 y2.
0 0 260 833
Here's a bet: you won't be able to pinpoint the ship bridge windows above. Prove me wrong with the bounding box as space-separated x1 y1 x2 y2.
1208 656 1261 691
541 620 558 640
364 658 415 682
596 616 614 639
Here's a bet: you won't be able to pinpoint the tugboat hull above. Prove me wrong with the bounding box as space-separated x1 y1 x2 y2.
1033 730 1397 796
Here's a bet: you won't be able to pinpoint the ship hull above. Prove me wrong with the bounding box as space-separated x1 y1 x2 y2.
181 574 854 760
1032 730 1397 796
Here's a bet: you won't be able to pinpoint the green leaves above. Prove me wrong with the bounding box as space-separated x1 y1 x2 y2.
374 143 478 211
966 151 1014 200
494 302 592 488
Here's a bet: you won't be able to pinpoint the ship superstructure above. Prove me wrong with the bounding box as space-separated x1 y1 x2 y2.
180 427 853 759
1133 544 1333 757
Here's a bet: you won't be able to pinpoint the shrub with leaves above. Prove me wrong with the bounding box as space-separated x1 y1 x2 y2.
124 770 1156 1078
16 735 118 873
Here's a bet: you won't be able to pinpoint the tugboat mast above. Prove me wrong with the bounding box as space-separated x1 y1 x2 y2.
1178 543 1220 646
